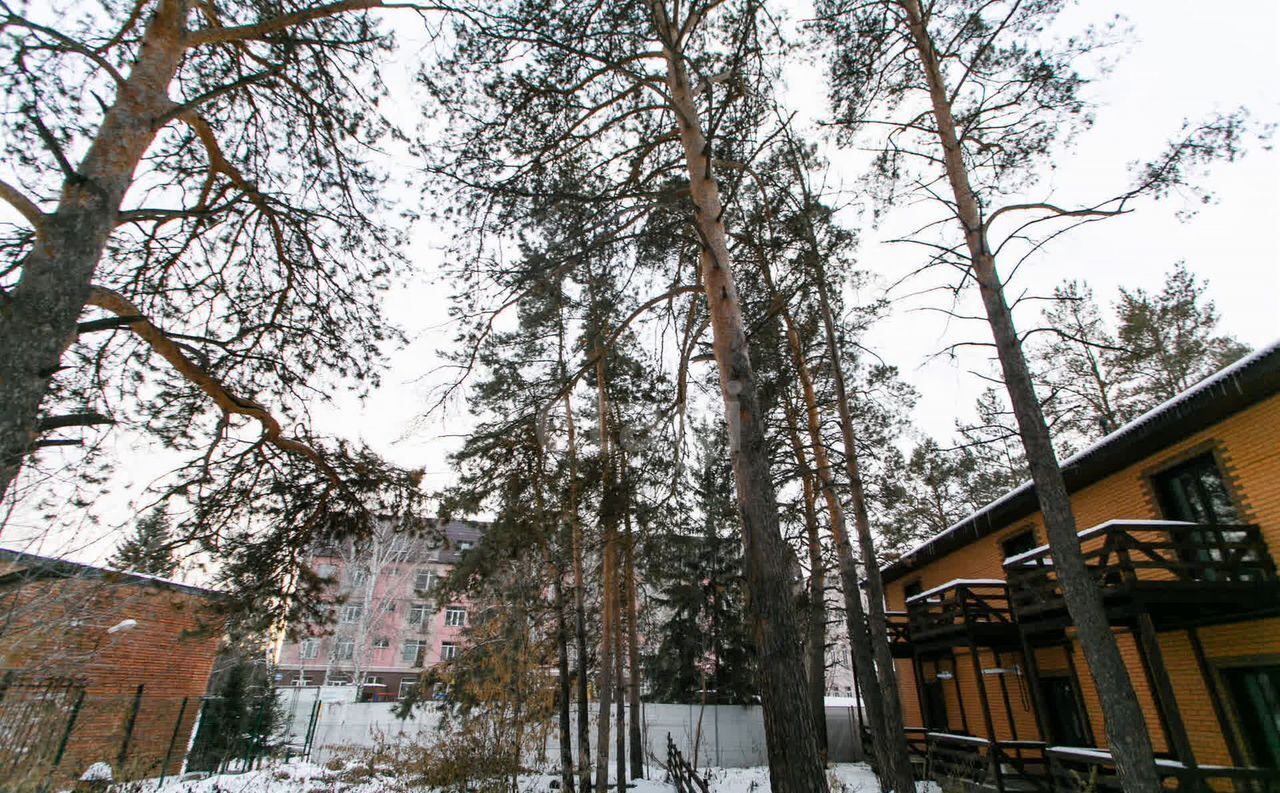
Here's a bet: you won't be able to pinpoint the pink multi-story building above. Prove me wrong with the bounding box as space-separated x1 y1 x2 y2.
275 519 485 701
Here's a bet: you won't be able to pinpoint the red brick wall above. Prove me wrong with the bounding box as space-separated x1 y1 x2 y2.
0 575 224 783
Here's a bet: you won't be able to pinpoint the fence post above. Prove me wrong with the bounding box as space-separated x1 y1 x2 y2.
116 684 145 770
51 687 87 770
158 696 189 787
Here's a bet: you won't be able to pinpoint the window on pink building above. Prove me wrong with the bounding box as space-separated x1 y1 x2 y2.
445 608 466 627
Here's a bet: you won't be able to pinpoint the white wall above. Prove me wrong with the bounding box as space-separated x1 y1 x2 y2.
277 689 865 770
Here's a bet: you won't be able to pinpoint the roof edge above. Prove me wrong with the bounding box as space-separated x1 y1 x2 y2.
882 339 1280 583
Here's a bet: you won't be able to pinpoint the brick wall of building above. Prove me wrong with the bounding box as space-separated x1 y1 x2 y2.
883 392 1280 767
0 570 224 784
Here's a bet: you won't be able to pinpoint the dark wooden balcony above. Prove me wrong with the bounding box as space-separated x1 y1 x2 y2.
886 611 914 658
924 732 1050 793
1047 746 1280 793
1004 520 1280 632
905 579 1020 651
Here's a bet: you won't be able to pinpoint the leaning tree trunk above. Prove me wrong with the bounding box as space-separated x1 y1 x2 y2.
0 0 189 501
756 240 910 789
564 397 593 793
657 13 828 791
898 0 1161 788
801 255 914 792
783 403 830 757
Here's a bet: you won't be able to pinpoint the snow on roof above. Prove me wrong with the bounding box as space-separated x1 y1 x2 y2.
904 578 1007 604
888 339 1280 572
1000 519 1199 566
0 547 223 599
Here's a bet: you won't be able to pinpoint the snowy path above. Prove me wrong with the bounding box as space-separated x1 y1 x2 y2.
131 760 883 793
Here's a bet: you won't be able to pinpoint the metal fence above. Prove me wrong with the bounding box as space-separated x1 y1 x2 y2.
0 670 276 791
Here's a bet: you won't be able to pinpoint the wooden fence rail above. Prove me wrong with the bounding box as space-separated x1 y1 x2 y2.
666 733 709 793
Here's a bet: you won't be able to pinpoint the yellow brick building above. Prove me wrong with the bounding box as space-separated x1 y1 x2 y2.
878 341 1280 792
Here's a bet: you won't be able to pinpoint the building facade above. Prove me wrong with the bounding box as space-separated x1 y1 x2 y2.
0 549 226 785
275 519 484 701
879 342 1280 791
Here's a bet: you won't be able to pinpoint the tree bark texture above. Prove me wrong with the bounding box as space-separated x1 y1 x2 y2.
593 354 618 792
0 0 189 499
898 1 1161 788
656 10 828 790
623 508 644 779
564 398 593 793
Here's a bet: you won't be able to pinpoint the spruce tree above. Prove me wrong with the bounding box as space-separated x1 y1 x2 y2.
110 507 177 577
646 426 757 705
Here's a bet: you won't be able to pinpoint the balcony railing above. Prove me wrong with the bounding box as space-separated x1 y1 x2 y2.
1047 746 1280 793
923 732 1051 793
1005 520 1279 625
905 579 1017 647
886 611 913 656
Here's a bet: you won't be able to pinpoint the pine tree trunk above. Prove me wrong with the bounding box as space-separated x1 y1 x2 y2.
614 599 626 791
657 24 827 792
554 564 576 792
594 355 617 793
564 398 593 793
898 1 1161 787
783 405 830 757
764 255 907 789
0 0 189 500
803 253 914 793
623 508 644 779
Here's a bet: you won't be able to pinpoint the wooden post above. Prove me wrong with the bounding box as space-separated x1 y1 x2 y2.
1132 615 1196 767
1188 627 1244 767
967 642 1004 793
1016 633 1052 744
158 696 189 785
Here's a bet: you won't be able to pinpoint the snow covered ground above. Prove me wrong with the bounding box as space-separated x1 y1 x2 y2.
115 759 883 793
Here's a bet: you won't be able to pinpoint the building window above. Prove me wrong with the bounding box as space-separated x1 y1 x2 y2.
341 604 364 623
365 674 384 686
440 642 458 661
1153 452 1241 525
316 564 337 580
903 580 924 600
1039 676 1091 746
350 568 370 586
402 640 427 665
398 677 419 699
409 604 431 626
1223 665 1280 768
335 639 354 661
414 570 438 592
372 638 390 650
445 608 467 627
456 541 474 551
299 638 320 659
1001 529 1037 560
1154 452 1246 581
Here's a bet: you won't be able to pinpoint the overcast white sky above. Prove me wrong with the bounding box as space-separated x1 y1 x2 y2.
7 0 1279 567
